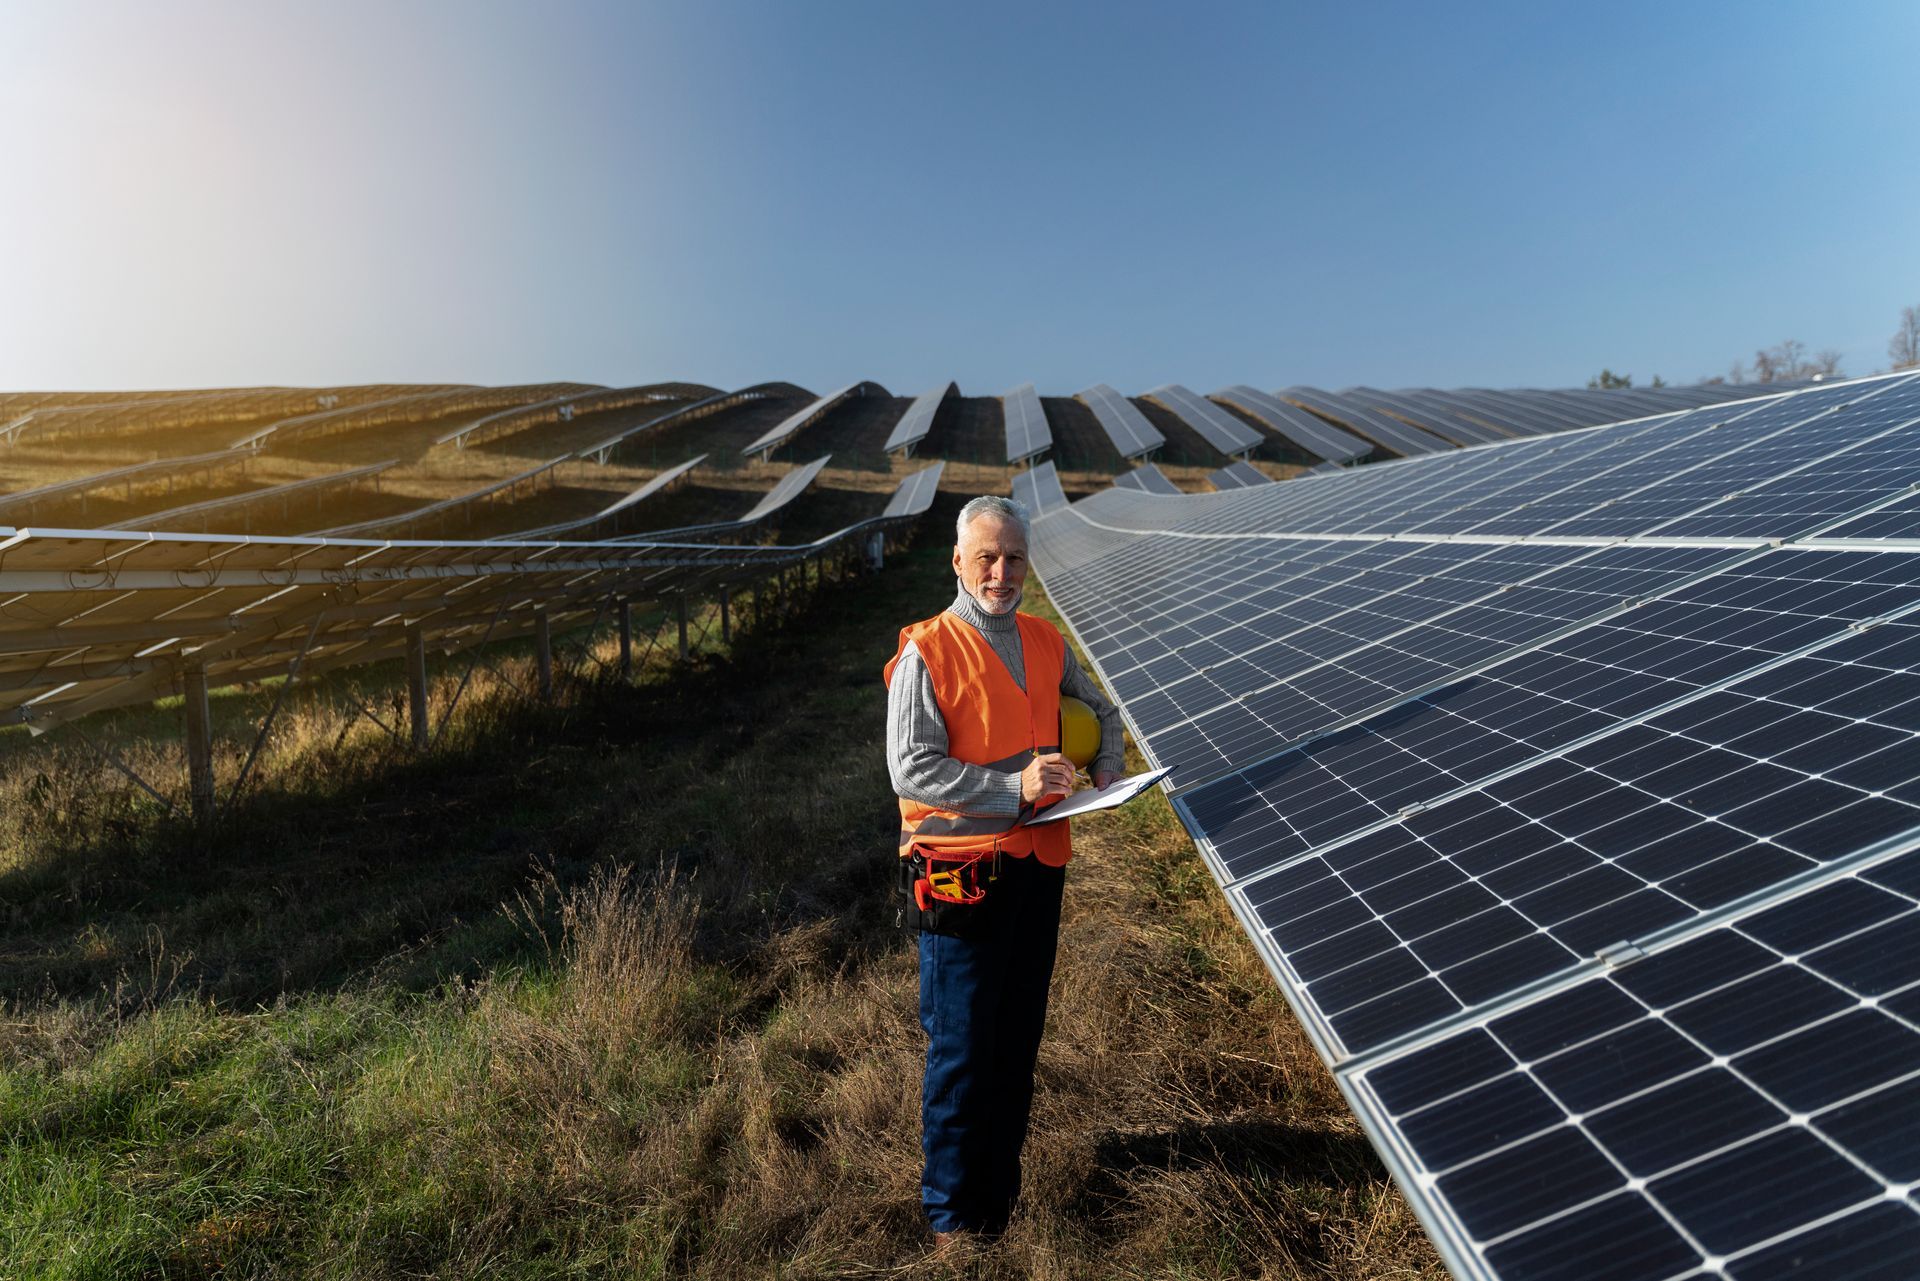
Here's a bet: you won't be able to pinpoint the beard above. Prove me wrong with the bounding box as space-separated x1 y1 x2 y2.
962 577 1022 615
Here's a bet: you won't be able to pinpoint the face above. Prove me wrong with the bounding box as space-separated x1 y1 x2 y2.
953 514 1028 615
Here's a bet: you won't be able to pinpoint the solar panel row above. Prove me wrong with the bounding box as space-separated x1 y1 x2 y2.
1209 461 1273 491
1078 383 1166 460
742 383 888 459
1211 386 1374 463
1111 463 1182 495
1144 384 1266 458
883 383 958 457
1022 369 1920 1281
1003 383 1052 465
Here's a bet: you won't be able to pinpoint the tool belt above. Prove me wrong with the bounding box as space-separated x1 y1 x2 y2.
897 843 1004 938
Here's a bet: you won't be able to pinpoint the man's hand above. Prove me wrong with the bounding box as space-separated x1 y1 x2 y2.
1093 770 1121 790
1022 752 1075 804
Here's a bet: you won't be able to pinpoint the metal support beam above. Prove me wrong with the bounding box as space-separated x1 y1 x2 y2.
865 530 885 571
676 595 689 660
618 599 633 675
184 663 214 830
535 609 553 700
406 623 429 749
720 590 731 644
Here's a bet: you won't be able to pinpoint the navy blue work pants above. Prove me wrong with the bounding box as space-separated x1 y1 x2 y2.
917 851 1066 1234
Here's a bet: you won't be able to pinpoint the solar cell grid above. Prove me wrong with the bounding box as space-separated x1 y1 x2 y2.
1221 606 1920 1059
1468 379 1873 539
1645 373 1920 539
882 382 954 456
1022 372 1920 1281
1181 549 1920 883
1010 459 1068 517
1350 847 1920 1281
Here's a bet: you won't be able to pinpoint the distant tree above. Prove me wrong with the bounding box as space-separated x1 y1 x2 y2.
1587 368 1632 389
1651 374 1667 387
1892 305 1920 371
1746 339 1841 383
1727 360 1749 384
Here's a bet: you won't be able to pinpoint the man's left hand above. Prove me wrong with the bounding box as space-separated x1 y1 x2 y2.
1093 770 1121 790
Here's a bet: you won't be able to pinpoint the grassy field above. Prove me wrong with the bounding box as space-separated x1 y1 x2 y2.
0 500 1439 1279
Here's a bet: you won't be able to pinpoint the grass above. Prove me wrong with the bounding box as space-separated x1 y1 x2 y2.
0 500 1441 1279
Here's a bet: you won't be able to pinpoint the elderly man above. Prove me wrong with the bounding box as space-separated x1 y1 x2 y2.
882 494 1125 1245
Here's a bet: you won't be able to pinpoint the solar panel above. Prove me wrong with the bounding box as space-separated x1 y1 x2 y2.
574 383 811 465
1077 383 1166 460
883 383 957 457
437 382 713 449
1276 386 1453 457
494 455 708 541
107 459 400 533
882 461 946 518
1023 369 1920 1280
1342 388 1511 447
1010 459 1068 518
1211 386 1373 463
742 383 884 460
1144 384 1265 457
1111 463 1182 496
1002 382 1052 465
1209 461 1273 491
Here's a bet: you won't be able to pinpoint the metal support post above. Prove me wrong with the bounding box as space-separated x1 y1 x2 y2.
865 530 885 571
406 624 429 749
618 599 633 676
535 609 553 700
720 589 731 644
184 662 214 830
676 595 689 660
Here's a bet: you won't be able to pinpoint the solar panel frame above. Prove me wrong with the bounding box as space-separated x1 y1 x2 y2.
1277 386 1454 457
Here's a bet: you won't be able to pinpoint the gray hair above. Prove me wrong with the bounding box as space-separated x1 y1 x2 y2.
956 495 1031 544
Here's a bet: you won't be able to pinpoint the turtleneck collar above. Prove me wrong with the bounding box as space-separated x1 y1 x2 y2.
948 580 1018 632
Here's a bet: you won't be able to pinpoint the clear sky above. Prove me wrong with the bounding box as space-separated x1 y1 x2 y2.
2 1 1916 396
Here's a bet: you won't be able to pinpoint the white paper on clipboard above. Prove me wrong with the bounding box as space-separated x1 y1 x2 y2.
1021 766 1172 825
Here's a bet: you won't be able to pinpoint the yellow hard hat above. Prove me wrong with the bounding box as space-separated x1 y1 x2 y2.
1060 696 1100 768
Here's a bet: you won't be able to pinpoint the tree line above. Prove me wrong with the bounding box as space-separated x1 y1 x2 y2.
1589 302 1919 389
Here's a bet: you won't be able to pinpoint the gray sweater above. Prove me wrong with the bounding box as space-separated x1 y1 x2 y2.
886 586 1127 817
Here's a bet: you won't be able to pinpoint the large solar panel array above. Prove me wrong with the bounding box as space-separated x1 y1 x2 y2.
1024 371 1920 1280
1011 459 1068 518
1003 382 1053 465
1078 383 1166 460
1144 384 1265 458
1212 386 1374 463
883 383 958 457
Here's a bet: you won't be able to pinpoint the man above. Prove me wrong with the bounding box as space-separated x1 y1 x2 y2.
882 494 1125 1246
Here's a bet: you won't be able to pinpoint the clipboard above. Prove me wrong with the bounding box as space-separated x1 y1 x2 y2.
1021 766 1173 825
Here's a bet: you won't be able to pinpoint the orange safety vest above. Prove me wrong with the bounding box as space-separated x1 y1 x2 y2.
882 610 1075 867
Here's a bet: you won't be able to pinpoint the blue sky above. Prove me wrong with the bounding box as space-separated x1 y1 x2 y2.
2 1 1915 395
